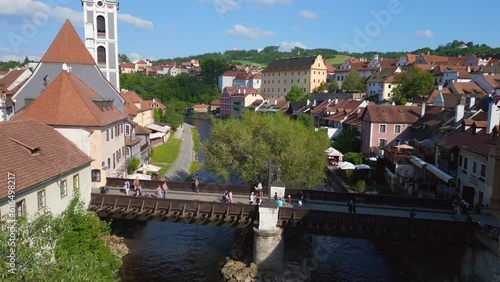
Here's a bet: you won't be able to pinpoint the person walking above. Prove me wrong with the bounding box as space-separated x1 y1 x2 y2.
133 178 139 192
156 185 162 198
277 198 283 207
124 180 130 196
256 197 262 206
298 199 303 208
162 181 168 198
194 178 200 193
228 191 233 203
255 182 263 196
287 195 292 205
249 192 255 204
274 192 278 201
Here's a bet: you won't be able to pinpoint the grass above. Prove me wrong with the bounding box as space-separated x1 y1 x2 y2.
326 54 351 65
189 127 202 175
150 138 182 176
232 60 267 68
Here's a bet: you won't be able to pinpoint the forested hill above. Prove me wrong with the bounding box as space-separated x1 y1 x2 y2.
153 40 500 67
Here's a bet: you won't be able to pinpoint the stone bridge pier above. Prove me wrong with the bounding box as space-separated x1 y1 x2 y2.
253 179 286 272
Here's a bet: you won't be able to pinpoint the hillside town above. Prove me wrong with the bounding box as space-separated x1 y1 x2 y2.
2 0 500 281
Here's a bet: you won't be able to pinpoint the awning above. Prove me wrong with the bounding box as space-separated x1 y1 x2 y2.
150 132 165 139
409 156 427 169
146 123 171 133
426 164 454 183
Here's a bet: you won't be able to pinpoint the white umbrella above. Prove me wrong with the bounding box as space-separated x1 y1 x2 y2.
127 173 151 180
142 164 161 172
338 161 356 170
325 147 343 157
355 164 371 170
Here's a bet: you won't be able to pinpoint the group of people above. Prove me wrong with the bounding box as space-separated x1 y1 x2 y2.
274 192 302 208
222 190 234 203
122 179 169 198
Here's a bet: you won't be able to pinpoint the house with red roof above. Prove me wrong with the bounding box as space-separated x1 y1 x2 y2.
366 67 402 101
0 119 94 219
311 98 367 138
120 89 165 127
13 71 128 187
218 70 247 93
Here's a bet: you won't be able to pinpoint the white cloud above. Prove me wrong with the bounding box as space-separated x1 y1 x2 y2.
118 14 154 31
225 24 275 40
128 52 144 62
279 41 307 51
0 46 11 52
245 0 292 5
0 0 82 25
415 29 433 38
213 0 242 13
298 10 318 20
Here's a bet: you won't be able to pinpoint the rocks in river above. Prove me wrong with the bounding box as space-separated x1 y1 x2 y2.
107 234 130 260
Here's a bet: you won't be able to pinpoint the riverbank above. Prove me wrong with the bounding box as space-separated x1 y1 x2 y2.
220 228 315 282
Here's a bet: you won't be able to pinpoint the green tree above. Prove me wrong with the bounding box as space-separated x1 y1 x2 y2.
313 82 328 93
22 56 30 66
328 80 339 93
0 196 120 282
200 58 228 86
392 65 435 102
296 114 314 128
127 157 140 174
342 71 366 92
344 152 363 165
119 54 131 63
202 112 329 189
154 108 162 122
331 127 361 154
356 180 366 193
286 85 304 102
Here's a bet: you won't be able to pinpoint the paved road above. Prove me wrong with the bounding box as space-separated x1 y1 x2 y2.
94 187 500 226
164 123 194 181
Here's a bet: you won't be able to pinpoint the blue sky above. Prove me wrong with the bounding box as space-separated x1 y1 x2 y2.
1 0 500 62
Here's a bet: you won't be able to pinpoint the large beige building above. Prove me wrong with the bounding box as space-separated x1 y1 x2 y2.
261 55 327 101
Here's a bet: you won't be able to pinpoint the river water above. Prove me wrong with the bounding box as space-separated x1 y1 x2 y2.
117 119 465 282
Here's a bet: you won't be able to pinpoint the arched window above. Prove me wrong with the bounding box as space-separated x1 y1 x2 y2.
97 16 106 35
97 46 106 65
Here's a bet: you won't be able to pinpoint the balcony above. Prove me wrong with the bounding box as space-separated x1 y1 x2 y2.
383 146 415 164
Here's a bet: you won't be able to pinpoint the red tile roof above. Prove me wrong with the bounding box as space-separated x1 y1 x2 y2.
437 123 494 156
120 63 135 69
449 82 486 95
0 69 28 90
13 71 127 127
221 70 246 77
362 104 421 123
41 20 95 65
0 118 93 200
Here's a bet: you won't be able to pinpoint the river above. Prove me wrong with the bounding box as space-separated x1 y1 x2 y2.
117 118 465 282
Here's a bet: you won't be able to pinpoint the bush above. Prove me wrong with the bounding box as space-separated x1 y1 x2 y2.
127 157 140 174
356 180 366 193
344 152 363 165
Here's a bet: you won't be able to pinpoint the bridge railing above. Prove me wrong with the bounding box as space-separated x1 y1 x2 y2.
278 207 478 237
284 189 452 210
106 177 268 196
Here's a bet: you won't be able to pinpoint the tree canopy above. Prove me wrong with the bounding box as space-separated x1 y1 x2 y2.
202 112 330 189
392 66 435 103
286 85 303 102
331 127 361 154
328 80 339 93
0 196 120 281
119 54 131 63
342 71 366 92
200 58 228 87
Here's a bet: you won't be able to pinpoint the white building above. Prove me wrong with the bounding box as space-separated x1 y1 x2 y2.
82 0 120 91
0 119 93 219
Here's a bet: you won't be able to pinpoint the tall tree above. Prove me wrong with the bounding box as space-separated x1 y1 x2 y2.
119 54 131 63
22 56 30 66
342 71 366 92
313 82 328 93
328 80 339 93
200 58 228 86
392 65 435 103
203 112 330 189
331 127 361 154
286 85 304 102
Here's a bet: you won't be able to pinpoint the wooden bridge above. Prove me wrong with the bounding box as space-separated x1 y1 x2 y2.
90 193 477 242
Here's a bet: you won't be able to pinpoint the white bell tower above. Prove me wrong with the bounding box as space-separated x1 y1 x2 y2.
82 0 120 91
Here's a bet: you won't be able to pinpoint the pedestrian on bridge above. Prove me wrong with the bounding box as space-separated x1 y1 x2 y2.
194 178 200 194
162 182 169 198
156 185 162 198
249 192 255 204
228 191 233 203
124 180 130 196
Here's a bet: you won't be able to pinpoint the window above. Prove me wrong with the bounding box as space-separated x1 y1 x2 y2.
284 88 287 93
479 191 484 204
60 180 67 198
379 124 386 133
459 155 463 167
394 124 401 134
106 129 109 142
388 85 392 88
481 164 487 177
125 124 131 136
113 153 116 169
97 46 106 64
16 200 26 218
38 190 46 210
464 157 469 170
472 161 477 174
96 15 106 34
111 127 114 139
378 138 387 148
73 174 79 191
304 79 306 83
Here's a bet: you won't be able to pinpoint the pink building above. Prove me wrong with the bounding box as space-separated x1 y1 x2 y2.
361 103 423 158
220 87 257 118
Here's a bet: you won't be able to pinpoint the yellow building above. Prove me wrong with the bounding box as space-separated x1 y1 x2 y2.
261 55 327 101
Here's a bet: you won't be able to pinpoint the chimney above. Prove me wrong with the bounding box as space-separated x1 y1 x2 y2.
454 104 465 123
327 99 331 103
244 89 246 94
420 102 426 117
313 100 317 107
335 97 339 104
469 96 476 109
487 100 499 134
274 100 277 105
25 97 35 108
306 99 310 106
238 89 241 94
438 84 443 91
